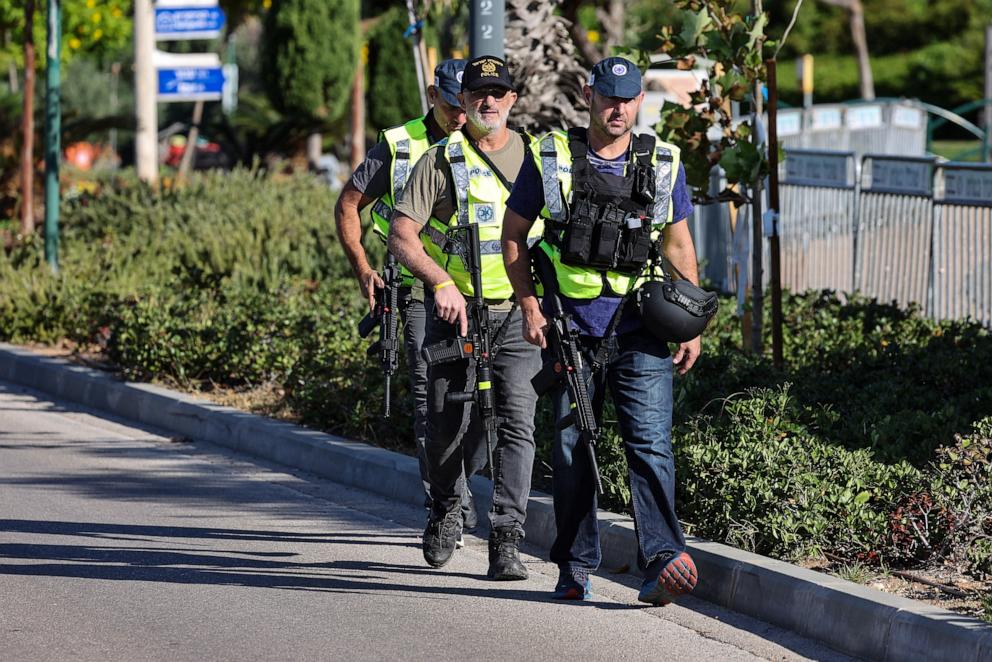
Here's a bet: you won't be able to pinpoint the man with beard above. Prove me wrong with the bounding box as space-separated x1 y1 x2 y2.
388 55 544 580
501 57 702 604
335 60 482 539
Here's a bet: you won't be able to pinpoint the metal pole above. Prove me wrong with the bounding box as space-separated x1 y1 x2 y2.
405 0 428 115
20 0 36 236
134 0 158 184
43 0 60 271
470 0 504 58
766 59 784 369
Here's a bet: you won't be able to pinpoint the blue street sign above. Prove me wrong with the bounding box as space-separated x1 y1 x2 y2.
155 7 226 41
158 67 225 102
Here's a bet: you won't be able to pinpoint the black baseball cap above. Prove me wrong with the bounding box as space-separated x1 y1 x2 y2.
433 59 466 107
588 56 642 98
461 55 515 93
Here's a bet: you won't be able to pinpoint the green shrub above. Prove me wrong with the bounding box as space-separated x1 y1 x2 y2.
675 384 922 560
5 169 992 583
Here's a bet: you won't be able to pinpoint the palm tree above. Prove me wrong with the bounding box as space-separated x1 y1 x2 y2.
504 0 588 133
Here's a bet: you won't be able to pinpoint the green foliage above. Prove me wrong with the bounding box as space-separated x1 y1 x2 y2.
4 171 992 580
646 0 770 200
261 0 360 120
676 384 922 559
366 6 423 133
0 0 131 69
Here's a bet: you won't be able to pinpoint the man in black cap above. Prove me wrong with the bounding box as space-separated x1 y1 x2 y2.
335 59 481 538
501 56 703 604
388 55 545 580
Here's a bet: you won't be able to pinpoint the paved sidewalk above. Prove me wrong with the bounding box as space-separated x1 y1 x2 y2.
0 381 855 661
2 343 991 661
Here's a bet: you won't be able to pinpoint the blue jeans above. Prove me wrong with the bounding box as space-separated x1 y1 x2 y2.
424 301 541 531
550 328 686 577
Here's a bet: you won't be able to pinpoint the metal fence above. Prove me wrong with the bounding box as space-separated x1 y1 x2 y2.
691 153 992 328
854 155 936 310
930 163 992 326
779 149 858 293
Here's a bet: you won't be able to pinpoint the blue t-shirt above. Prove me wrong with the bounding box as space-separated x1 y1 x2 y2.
506 143 694 338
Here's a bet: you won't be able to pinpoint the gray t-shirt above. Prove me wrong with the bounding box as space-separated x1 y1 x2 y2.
393 131 527 226
348 141 391 199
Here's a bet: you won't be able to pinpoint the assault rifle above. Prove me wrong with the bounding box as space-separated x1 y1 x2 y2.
530 253 604 494
420 223 498 474
358 252 401 417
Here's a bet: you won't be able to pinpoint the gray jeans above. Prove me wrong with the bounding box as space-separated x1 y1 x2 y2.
423 300 542 531
399 288 476 515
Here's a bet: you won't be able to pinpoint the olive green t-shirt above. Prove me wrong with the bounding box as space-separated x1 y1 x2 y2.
393 131 527 226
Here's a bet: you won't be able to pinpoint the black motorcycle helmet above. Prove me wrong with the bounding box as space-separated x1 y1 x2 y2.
637 279 718 343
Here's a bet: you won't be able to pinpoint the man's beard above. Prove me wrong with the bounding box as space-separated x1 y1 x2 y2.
596 111 633 137
467 105 506 133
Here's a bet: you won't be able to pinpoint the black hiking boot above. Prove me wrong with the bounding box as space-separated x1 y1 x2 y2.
423 509 462 568
487 527 527 580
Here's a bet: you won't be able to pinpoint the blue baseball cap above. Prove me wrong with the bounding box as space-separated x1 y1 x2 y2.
588 57 642 99
433 59 466 107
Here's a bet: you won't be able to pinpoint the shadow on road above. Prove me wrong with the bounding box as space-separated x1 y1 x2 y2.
0 519 633 607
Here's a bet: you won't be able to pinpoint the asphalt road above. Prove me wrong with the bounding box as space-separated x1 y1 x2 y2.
0 381 856 662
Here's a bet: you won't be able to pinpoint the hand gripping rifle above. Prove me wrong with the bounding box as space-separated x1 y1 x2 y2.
358 252 401 417
420 223 500 474
530 252 604 494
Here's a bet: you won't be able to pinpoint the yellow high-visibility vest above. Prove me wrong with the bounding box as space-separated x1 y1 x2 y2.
420 130 544 300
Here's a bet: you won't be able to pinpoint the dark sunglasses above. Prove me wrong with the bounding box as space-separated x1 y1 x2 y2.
469 87 510 100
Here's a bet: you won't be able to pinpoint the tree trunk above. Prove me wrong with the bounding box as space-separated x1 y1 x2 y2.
819 0 875 100
350 54 365 171
504 0 588 133
848 0 874 99
20 0 36 236
596 0 625 57
307 133 322 170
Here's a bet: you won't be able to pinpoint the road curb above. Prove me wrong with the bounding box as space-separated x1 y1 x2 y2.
3 342 990 661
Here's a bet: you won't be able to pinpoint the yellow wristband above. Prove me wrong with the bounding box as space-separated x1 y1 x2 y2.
433 279 455 293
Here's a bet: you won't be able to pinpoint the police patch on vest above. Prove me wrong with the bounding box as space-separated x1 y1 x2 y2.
474 203 496 223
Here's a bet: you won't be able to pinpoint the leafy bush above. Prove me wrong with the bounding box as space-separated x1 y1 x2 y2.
4 170 992 582
675 384 922 560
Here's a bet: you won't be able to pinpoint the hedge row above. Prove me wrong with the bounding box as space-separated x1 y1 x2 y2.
2 169 991 580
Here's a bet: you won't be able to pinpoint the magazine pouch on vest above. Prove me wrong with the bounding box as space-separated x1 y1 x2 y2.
556 128 656 274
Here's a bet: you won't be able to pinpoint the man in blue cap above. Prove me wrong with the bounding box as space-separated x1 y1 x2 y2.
335 58 483 538
501 56 703 604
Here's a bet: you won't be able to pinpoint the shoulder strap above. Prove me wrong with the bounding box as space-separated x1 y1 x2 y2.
567 126 591 183
446 141 471 226
632 133 655 169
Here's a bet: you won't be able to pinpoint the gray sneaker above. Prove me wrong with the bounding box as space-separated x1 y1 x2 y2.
423 509 462 568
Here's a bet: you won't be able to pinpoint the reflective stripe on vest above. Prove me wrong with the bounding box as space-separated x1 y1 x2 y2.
532 130 682 299
419 130 544 299
540 134 567 223
370 117 432 240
